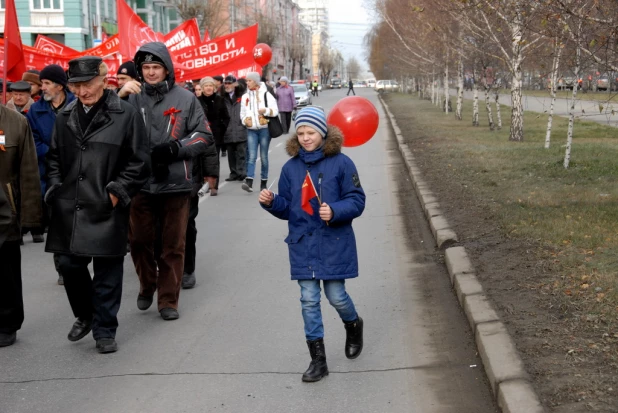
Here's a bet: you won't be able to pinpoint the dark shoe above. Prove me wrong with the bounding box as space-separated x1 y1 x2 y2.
67 318 92 342
0 332 16 347
57 275 64 286
225 175 239 182
344 316 364 359
160 308 179 320
260 179 268 190
242 178 254 193
302 338 329 382
182 272 196 289
137 294 153 311
32 234 44 243
236 175 246 181
96 338 118 354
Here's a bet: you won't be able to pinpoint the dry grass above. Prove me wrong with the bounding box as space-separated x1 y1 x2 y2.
387 93 618 319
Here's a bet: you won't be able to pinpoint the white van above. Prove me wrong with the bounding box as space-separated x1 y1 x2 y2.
367 79 376 88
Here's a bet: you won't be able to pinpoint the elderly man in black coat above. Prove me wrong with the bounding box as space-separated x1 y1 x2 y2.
45 56 151 354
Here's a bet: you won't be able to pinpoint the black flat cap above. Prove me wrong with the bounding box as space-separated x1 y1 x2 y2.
68 56 103 83
10 81 31 92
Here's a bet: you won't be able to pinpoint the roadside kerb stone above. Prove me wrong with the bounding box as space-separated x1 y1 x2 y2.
444 246 474 284
498 380 545 413
425 204 442 218
476 321 530 395
453 272 483 307
463 293 501 334
378 96 545 413
429 215 451 241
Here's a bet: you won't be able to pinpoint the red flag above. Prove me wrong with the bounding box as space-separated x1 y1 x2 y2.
203 30 211 43
301 172 318 215
3 0 26 82
116 0 163 59
164 18 200 52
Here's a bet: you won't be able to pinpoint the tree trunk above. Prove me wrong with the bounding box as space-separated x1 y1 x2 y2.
444 51 450 114
456 57 464 120
545 39 563 149
495 91 502 130
564 36 581 169
431 69 436 105
291 59 297 80
485 86 494 130
509 14 525 141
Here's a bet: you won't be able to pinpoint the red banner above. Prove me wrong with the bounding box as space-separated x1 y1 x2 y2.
173 25 260 81
164 18 201 52
34 34 79 55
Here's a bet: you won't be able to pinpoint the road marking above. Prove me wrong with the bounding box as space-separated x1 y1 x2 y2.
198 181 228 204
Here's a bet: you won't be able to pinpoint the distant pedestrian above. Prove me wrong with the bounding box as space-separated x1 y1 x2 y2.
6 81 34 116
221 75 248 182
347 79 355 96
276 76 297 134
258 107 365 382
312 80 319 97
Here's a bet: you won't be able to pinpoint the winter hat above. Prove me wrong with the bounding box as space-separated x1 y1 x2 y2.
213 75 223 83
279 76 289 83
200 76 216 89
246 72 261 84
22 70 41 86
117 61 137 79
295 107 328 138
224 75 237 84
40 64 67 88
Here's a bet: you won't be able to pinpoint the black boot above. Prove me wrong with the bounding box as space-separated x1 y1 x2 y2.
260 179 268 190
344 316 364 359
302 338 329 382
242 178 253 193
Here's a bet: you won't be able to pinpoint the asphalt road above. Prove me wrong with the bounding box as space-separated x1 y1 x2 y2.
0 88 497 413
450 88 618 127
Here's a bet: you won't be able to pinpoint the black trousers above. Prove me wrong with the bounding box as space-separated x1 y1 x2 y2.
0 241 23 334
347 87 355 96
280 112 292 134
56 254 124 340
226 141 247 179
184 195 199 275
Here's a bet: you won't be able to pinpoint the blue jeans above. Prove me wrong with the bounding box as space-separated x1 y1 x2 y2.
246 128 271 180
298 279 358 341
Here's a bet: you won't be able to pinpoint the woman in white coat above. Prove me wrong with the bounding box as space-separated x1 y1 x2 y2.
239 72 278 192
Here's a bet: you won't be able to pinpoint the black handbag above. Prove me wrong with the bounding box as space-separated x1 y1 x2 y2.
264 91 283 138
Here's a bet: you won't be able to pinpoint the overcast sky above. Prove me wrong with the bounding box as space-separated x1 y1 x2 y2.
327 0 373 74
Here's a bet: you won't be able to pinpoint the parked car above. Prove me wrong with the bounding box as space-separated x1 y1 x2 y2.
292 83 312 106
375 80 400 93
329 78 342 89
367 79 376 88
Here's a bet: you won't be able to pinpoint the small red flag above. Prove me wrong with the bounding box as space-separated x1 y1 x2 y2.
3 0 26 82
301 171 318 215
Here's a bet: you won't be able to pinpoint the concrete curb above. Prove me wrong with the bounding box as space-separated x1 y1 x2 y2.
378 96 545 413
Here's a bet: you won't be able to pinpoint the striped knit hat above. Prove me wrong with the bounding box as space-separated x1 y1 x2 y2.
295 107 328 138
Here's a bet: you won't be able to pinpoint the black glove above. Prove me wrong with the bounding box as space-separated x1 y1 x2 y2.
153 163 170 182
151 141 180 165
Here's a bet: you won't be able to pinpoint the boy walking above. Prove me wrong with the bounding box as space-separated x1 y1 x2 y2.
259 107 365 382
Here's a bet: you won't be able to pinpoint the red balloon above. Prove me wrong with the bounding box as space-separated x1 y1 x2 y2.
327 97 379 147
253 43 272 67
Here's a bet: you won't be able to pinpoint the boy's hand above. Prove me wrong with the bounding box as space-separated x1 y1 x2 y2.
319 203 333 222
258 189 274 206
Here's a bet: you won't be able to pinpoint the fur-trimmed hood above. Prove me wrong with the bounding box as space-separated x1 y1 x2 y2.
285 125 343 158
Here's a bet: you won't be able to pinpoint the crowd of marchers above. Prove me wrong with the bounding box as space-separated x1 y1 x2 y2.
1 41 366 384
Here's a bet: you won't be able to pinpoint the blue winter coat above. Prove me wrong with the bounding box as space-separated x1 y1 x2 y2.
26 92 76 195
263 126 365 280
